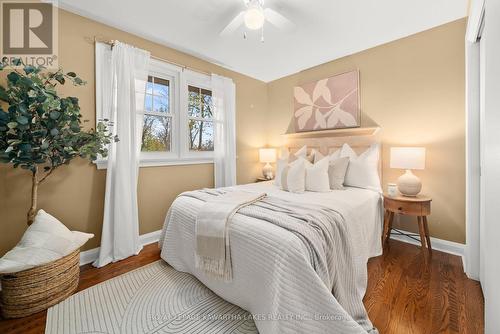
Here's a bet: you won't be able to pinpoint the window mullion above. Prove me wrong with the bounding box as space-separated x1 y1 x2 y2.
178 70 187 159
145 111 172 117
188 116 213 122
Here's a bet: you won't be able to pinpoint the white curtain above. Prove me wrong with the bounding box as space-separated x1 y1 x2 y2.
212 74 237 188
93 41 150 268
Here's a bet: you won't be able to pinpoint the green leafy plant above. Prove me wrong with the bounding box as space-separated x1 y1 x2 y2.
0 58 116 225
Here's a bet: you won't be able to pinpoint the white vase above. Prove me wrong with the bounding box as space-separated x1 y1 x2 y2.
397 170 422 196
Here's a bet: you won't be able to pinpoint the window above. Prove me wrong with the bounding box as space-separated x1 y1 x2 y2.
95 54 217 168
142 76 172 152
134 59 214 166
187 85 214 152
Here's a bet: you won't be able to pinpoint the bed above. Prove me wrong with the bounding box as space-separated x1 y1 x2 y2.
159 128 383 334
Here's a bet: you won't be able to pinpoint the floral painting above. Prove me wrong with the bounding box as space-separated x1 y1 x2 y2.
293 70 360 131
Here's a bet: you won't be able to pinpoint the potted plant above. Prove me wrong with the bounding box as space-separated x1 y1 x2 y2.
0 59 116 318
0 58 115 225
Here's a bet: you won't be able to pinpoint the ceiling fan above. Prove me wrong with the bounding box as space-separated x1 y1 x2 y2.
220 0 294 42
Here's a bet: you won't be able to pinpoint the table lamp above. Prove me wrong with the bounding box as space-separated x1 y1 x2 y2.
259 148 277 180
390 147 426 196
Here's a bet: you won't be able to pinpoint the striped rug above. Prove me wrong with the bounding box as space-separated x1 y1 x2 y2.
45 260 258 334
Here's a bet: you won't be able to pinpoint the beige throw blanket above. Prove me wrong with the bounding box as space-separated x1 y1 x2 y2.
194 190 266 281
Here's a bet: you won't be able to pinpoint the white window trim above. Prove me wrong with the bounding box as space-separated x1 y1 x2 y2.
143 59 179 161
95 56 214 169
181 70 214 160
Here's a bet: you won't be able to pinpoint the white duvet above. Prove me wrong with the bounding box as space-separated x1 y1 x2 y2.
159 181 383 333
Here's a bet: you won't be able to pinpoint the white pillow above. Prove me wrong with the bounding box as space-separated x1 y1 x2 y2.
311 149 325 163
340 143 381 192
275 145 307 186
316 149 349 190
0 210 94 273
328 156 350 190
280 158 306 193
294 145 307 159
329 148 341 160
305 156 330 192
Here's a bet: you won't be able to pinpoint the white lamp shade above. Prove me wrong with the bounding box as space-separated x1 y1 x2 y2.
259 148 277 163
390 147 426 170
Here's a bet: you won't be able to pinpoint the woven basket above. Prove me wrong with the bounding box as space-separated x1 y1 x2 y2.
0 249 80 318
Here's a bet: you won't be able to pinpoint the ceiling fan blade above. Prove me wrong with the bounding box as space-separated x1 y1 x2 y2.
220 11 245 36
264 8 294 31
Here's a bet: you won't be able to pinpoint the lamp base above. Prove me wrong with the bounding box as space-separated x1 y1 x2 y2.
397 170 422 197
262 163 274 180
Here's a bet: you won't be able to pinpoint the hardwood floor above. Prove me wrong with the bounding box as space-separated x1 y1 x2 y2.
0 240 484 334
364 240 484 334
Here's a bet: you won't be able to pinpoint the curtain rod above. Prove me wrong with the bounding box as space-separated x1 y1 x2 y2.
88 36 212 76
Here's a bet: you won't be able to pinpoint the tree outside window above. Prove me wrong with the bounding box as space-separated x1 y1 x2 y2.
141 76 172 152
188 85 214 151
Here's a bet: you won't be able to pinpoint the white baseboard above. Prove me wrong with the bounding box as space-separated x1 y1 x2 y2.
79 230 162 266
138 230 162 247
390 233 466 269
79 247 100 266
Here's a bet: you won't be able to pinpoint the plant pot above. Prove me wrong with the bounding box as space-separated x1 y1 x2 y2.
0 249 80 318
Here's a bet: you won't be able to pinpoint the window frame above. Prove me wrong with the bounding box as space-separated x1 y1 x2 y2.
140 59 179 164
181 70 215 160
95 56 214 169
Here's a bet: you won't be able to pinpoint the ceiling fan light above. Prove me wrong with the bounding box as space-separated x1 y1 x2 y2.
244 8 265 30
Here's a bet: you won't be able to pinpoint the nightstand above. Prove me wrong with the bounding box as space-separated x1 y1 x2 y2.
256 177 273 183
382 194 432 251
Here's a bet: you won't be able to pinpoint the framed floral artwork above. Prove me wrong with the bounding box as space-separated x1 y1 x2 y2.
293 70 360 132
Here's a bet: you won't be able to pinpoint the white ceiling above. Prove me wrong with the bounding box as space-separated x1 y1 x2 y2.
57 0 467 82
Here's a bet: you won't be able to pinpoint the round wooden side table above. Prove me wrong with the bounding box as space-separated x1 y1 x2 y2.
382 194 432 251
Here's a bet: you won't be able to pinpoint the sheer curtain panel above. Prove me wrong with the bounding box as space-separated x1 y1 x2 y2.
93 41 150 267
211 74 236 188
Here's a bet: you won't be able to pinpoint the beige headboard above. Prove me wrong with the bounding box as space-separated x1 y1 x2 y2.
282 127 382 178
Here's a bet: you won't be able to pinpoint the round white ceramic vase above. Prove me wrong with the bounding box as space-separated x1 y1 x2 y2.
397 170 422 196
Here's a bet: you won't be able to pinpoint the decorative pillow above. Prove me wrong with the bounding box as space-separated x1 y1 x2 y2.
311 149 325 163
295 145 307 158
275 145 307 186
0 210 94 273
328 148 341 160
280 158 306 193
305 156 330 192
327 156 350 190
289 145 307 162
340 143 381 191
315 148 348 190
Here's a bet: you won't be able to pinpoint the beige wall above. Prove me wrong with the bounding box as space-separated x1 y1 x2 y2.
267 19 466 243
0 9 268 255
0 13 467 256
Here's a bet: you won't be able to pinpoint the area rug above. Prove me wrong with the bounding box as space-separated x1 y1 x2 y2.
45 260 258 333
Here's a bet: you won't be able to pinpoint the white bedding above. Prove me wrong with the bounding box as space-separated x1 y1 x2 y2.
229 181 383 260
159 181 383 333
